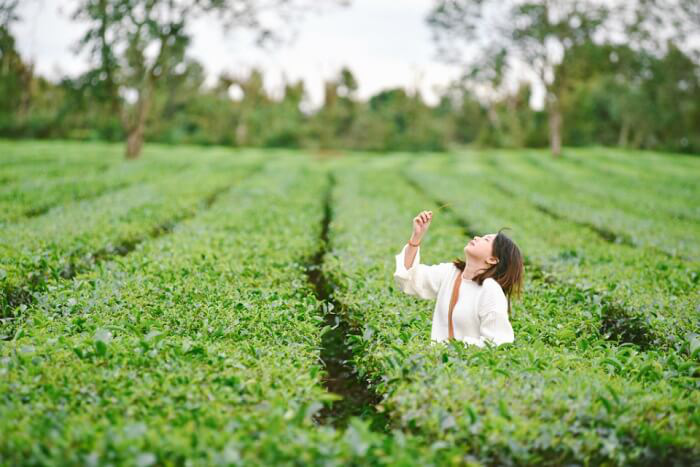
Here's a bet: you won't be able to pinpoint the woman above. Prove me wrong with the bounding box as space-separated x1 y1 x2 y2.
394 210 524 347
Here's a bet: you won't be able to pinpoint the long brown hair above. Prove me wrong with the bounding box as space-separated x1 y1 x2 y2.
452 228 524 316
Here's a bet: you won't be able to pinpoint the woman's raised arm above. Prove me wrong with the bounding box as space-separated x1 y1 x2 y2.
404 210 432 269
393 210 452 300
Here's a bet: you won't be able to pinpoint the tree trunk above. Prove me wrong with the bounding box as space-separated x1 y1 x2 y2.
125 123 144 159
547 96 562 158
506 94 524 147
17 62 34 122
618 119 630 147
124 88 151 160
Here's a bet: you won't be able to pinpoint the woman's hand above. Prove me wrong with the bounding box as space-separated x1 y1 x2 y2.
411 210 433 243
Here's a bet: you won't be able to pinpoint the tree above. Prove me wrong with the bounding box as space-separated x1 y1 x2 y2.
72 0 345 159
313 66 358 148
427 0 647 157
0 0 19 27
0 0 33 121
625 0 699 58
224 68 271 146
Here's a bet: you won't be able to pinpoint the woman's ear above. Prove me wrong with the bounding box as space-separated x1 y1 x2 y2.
487 256 499 266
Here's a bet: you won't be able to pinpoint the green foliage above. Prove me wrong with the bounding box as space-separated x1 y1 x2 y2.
427 0 700 154
0 135 698 465
322 156 699 464
1 154 336 463
559 42 700 152
0 141 492 465
0 24 26 116
2 23 699 153
0 141 264 319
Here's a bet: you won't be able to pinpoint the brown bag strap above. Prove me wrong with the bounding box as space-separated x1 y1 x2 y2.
447 270 462 340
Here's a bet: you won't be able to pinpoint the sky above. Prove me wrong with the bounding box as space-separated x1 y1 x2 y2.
11 0 545 109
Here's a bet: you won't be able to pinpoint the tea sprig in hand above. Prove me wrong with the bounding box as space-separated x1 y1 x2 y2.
435 202 451 212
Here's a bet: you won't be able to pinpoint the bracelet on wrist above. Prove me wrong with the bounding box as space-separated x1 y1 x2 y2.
408 239 421 247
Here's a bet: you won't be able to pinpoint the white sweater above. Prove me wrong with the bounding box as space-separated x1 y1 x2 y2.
393 243 515 347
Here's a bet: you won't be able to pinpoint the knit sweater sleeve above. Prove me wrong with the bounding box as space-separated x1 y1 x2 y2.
461 278 515 348
393 243 453 300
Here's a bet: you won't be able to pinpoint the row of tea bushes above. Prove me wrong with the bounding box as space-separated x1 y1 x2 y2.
0 140 123 171
524 149 699 224
405 155 699 354
1 158 335 464
0 142 268 221
0 156 462 465
326 157 697 389
0 154 192 224
321 158 700 465
0 156 263 320
562 147 700 207
480 149 699 260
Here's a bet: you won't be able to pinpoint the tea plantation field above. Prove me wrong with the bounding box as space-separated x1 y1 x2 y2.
1 140 699 466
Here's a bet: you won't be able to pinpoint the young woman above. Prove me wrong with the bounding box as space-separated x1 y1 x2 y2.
394 210 524 347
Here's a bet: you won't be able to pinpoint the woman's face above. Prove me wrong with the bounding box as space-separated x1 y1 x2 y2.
464 233 498 263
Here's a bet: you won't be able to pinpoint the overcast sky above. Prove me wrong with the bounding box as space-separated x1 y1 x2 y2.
12 0 546 109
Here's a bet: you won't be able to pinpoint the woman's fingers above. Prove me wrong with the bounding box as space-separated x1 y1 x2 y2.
414 211 434 227
415 211 433 225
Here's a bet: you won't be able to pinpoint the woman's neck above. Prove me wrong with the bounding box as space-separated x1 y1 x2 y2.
461 257 488 281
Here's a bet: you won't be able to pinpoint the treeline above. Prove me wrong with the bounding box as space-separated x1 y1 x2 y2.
1 0 699 155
